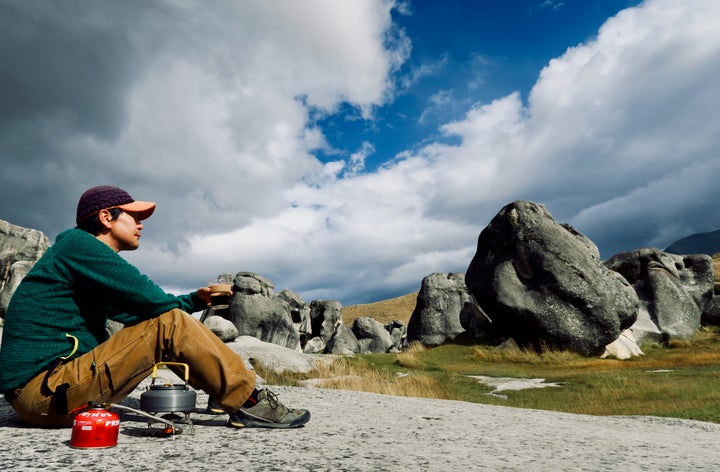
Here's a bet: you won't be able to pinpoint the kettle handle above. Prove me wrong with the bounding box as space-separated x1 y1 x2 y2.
150 362 190 384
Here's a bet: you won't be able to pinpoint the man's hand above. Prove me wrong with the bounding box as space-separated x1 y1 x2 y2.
196 287 212 306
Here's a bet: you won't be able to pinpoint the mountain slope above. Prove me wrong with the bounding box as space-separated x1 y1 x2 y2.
341 292 417 326
665 230 720 256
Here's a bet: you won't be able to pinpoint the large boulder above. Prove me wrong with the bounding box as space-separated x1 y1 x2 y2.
352 316 394 354
277 288 312 347
225 335 329 374
384 320 407 351
0 220 49 317
234 271 275 296
303 336 326 354
605 249 713 342
406 272 474 346
0 261 34 319
227 272 300 351
308 300 343 344
325 322 360 355
203 315 240 342
465 201 639 356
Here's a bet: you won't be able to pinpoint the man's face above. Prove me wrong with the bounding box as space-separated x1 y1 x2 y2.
100 209 145 252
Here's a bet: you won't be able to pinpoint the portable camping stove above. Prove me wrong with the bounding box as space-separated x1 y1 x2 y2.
140 362 197 434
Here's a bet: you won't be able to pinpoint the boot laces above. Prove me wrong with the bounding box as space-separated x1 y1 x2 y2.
262 389 280 409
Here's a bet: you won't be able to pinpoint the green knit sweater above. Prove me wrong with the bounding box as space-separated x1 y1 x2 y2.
0 228 206 392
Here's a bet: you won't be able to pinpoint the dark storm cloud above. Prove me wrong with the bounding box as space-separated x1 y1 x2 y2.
0 1 167 234
0 1 152 139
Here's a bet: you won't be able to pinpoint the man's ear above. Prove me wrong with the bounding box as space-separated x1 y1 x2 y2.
97 209 115 230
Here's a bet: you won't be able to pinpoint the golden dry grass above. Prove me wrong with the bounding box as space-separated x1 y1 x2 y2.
341 292 418 326
253 355 452 400
395 341 427 369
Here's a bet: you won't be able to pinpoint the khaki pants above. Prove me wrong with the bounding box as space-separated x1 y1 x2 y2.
8 309 256 427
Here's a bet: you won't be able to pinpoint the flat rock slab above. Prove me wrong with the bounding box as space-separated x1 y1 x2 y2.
225 335 330 373
2 383 720 470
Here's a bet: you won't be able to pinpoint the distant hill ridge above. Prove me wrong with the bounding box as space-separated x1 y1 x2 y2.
342 292 417 326
665 229 720 256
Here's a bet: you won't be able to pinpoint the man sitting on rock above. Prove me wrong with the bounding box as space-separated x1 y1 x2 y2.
0 185 310 429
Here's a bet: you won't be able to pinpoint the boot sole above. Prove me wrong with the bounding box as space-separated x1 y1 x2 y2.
228 409 310 429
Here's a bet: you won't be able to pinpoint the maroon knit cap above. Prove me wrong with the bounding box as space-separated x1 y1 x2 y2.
76 185 156 224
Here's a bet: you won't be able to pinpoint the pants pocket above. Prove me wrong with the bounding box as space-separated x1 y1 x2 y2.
49 356 98 413
102 346 156 401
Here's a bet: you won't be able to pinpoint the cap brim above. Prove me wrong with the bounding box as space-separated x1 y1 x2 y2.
117 201 156 221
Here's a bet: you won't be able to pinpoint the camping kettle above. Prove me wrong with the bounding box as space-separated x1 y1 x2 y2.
70 402 120 449
140 362 197 414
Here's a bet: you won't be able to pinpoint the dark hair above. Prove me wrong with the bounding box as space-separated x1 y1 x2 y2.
76 207 124 235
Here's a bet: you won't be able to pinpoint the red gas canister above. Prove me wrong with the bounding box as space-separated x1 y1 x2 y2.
70 403 120 449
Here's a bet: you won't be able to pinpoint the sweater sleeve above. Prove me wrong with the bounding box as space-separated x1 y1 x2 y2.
61 229 206 324
110 292 206 325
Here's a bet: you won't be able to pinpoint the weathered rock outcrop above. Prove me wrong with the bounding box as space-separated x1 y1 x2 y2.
276 288 306 322
605 249 713 343
406 272 474 346
226 272 300 350
277 288 312 347
0 261 34 319
203 315 240 342
325 322 360 355
196 275 352 354
459 301 494 340
308 300 343 345
352 316 394 353
465 201 639 356
702 295 720 325
0 220 49 317
385 320 407 351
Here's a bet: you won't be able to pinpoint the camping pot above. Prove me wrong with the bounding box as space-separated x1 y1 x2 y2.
70 402 120 449
140 362 196 414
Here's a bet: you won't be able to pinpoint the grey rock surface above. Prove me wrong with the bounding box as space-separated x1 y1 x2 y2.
234 271 276 297
0 220 49 317
351 316 393 353
225 335 328 373
605 248 713 342
276 288 312 346
1 332 720 470
466 200 639 356
0 260 34 318
406 272 472 346
308 299 343 344
459 300 493 340
229 274 300 350
231 298 297 348
325 323 360 355
203 315 240 342
2 384 720 471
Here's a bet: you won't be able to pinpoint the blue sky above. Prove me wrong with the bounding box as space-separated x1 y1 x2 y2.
316 0 643 170
2 0 719 305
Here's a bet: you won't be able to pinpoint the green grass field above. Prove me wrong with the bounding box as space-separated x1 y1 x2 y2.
257 326 720 424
